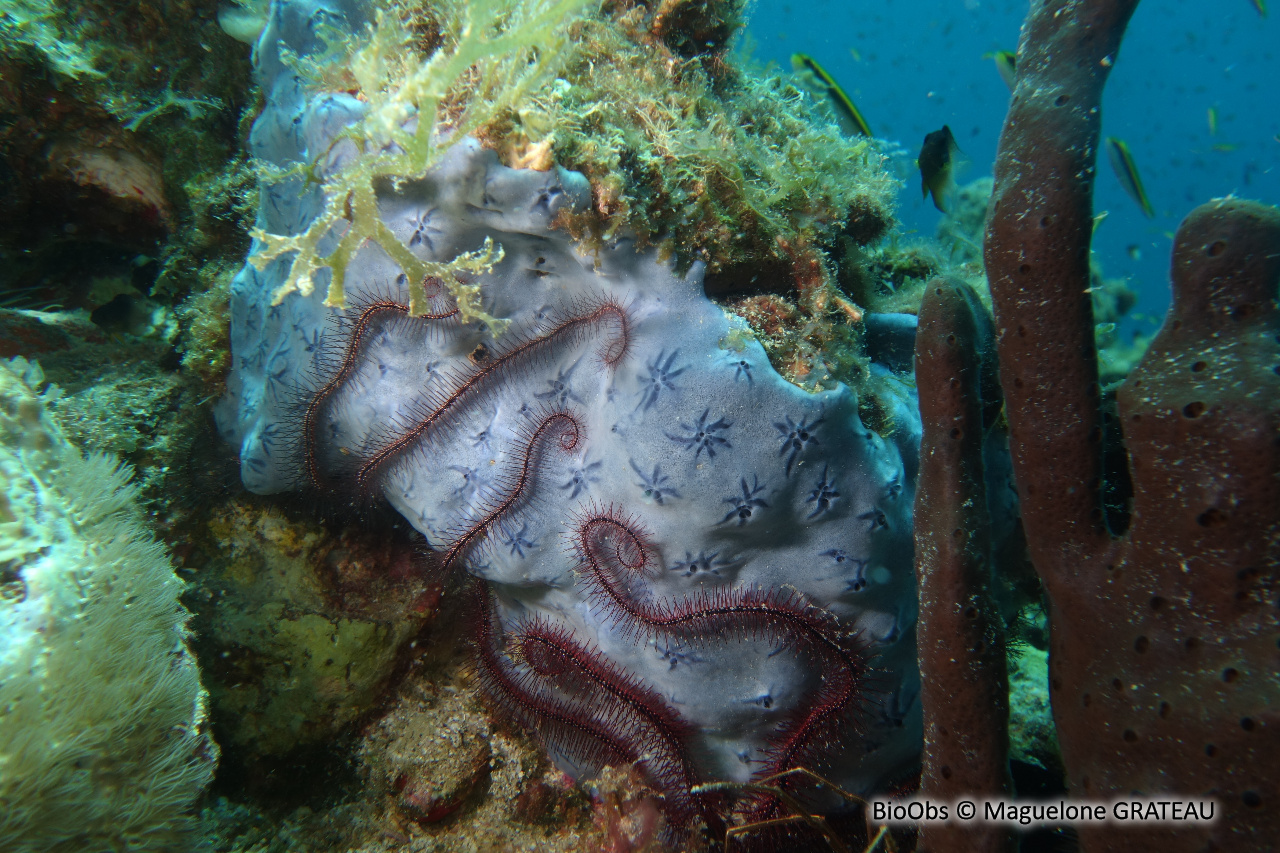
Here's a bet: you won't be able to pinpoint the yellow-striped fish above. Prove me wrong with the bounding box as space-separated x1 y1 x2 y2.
993 50 1017 91
1092 210 1109 235
791 53 873 137
1207 106 1218 135
1104 137 1154 219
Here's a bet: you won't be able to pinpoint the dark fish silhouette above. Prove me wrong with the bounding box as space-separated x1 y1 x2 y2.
918 125 960 213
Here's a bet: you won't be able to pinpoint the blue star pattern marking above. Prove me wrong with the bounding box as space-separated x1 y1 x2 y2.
884 474 903 501
471 409 498 449
728 356 753 385
498 521 538 559
449 464 493 502
560 458 602 499
258 422 280 457
805 465 840 519
857 507 890 532
629 458 681 505
422 359 441 385
666 408 732 462
531 183 564 215
399 468 420 501
773 412 824 476
656 640 706 671
636 349 686 412
405 207 441 251
721 475 770 525
823 548 870 592
240 388 260 420
535 359 584 407
264 340 294 401
301 327 324 355
670 550 736 578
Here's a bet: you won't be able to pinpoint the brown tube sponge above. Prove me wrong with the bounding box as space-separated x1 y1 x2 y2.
914 278 1013 853
983 0 1280 848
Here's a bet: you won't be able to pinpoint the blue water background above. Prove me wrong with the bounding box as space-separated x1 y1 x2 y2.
746 0 1278 332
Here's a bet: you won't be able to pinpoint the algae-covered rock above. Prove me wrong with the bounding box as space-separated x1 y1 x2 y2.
191 501 437 758
0 357 216 852
198 649 605 853
1007 643 1062 775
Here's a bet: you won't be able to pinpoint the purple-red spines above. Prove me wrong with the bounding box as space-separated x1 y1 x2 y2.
298 279 459 493
472 591 634 775
571 507 844 646
570 501 653 569
511 619 694 755
508 618 715 835
470 588 718 836
750 648 867 811
586 294 633 368
301 300 406 492
440 408 583 571
353 296 633 495
569 505 876 819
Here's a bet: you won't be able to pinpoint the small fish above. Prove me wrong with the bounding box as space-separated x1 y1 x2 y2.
993 50 1017 90
1126 244 1142 260
1249 0 1266 18
1207 106 1218 135
1104 137 1154 219
849 47 862 62
1092 210 1109 235
918 125 961 213
1212 143 1238 152
791 53 873 137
